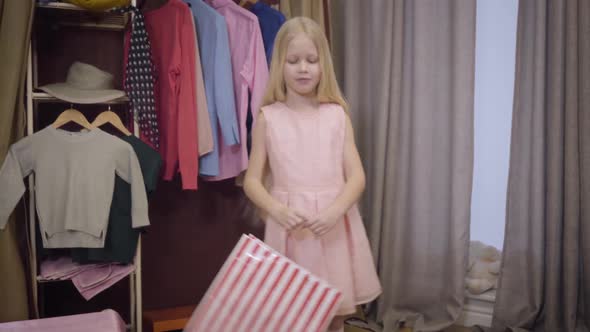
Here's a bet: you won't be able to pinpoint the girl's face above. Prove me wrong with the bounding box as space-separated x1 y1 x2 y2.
283 33 322 98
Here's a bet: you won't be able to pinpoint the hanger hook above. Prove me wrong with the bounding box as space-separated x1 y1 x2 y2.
108 104 112 111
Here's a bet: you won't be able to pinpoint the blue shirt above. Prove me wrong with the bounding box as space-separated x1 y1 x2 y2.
187 0 240 177
250 1 286 66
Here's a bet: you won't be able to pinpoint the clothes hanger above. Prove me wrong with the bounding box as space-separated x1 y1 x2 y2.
92 105 132 136
52 105 94 130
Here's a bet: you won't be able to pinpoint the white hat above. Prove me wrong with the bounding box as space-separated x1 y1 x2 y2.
39 62 125 104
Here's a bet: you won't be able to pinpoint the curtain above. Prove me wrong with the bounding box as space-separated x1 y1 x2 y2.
331 1 476 331
491 1 590 331
279 0 330 44
0 0 34 322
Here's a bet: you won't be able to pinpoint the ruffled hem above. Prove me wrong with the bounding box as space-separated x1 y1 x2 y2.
264 188 382 314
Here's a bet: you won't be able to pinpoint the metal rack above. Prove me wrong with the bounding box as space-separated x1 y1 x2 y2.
25 2 142 331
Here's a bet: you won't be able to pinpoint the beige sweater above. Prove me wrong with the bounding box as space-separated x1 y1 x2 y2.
0 126 149 248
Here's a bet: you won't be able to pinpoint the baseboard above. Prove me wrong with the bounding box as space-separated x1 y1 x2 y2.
456 290 496 328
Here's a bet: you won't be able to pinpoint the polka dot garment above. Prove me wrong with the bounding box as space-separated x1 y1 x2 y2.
113 5 160 149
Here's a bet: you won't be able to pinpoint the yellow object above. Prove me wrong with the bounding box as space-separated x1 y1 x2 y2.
65 0 131 11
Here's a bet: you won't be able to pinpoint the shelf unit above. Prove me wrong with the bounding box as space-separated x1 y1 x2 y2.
36 2 92 10
32 92 130 103
25 2 142 331
35 2 128 30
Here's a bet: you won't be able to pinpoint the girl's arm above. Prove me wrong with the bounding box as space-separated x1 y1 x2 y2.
244 113 307 230
307 114 366 235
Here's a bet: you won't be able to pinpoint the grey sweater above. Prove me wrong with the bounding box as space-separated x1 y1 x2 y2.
0 127 150 248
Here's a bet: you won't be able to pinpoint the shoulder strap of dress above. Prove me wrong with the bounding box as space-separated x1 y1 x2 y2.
259 102 285 122
328 103 348 139
259 104 273 122
326 103 346 121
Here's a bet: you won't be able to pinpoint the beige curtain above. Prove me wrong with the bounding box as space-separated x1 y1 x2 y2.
0 0 34 322
491 1 590 331
279 0 325 25
331 1 475 331
280 0 330 44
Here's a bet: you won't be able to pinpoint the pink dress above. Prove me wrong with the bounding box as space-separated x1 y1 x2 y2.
262 102 382 315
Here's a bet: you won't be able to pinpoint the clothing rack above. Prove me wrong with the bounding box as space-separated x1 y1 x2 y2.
25 2 142 331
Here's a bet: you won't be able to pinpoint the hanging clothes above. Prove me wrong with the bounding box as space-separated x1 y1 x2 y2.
250 1 286 65
116 5 160 149
189 15 215 157
186 0 240 177
205 0 269 181
126 0 199 190
0 127 150 248
70 136 162 264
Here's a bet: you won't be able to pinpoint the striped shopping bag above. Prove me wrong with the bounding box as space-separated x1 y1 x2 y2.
184 234 342 332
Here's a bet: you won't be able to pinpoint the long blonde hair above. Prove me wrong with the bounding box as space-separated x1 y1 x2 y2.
262 17 348 111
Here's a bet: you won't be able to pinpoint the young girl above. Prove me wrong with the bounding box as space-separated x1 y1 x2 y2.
244 17 382 332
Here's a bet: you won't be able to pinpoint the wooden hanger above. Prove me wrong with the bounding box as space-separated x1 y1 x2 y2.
92 105 132 136
52 106 94 130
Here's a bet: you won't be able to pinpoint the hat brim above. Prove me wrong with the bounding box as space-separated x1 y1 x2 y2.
39 83 126 104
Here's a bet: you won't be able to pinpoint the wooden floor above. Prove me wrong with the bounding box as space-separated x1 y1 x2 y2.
343 306 476 332
345 324 473 332
400 327 472 332
443 326 473 332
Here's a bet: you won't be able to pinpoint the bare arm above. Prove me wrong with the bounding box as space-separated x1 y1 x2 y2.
307 114 366 235
243 113 306 230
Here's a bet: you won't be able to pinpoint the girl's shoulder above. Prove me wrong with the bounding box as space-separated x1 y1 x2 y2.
321 103 346 116
260 102 345 114
258 102 282 126
259 101 284 116
259 102 346 127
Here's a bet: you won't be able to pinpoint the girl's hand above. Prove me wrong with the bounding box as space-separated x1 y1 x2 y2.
306 207 344 236
269 203 307 231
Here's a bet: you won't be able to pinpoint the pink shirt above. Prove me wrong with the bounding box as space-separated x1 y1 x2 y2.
205 0 269 181
126 0 199 189
189 14 214 157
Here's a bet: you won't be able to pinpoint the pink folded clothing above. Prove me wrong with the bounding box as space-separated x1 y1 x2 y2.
39 257 88 280
185 234 342 332
0 309 126 332
72 264 114 289
39 257 134 300
40 257 111 281
72 264 135 301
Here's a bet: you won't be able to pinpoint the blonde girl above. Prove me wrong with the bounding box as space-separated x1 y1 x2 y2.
244 17 382 332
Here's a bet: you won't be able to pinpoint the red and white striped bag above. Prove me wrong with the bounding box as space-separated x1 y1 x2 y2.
184 234 342 332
